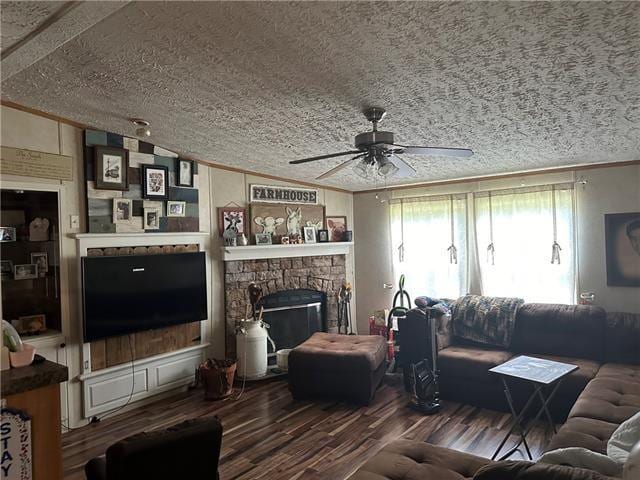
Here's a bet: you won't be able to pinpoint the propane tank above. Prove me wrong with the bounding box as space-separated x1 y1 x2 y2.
236 319 276 379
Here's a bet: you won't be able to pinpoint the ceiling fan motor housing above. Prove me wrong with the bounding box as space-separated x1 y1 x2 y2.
355 131 395 150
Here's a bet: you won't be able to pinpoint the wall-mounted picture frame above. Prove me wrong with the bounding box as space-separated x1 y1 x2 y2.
317 229 329 243
0 260 14 278
142 165 169 200
0 226 16 242
177 159 195 187
30 253 48 276
95 146 129 191
144 208 161 230
605 212 640 287
255 233 272 245
167 201 186 217
14 264 38 280
303 226 317 244
218 207 246 236
326 215 347 242
112 198 132 224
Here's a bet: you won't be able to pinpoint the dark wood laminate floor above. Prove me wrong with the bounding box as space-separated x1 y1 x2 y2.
62 376 555 480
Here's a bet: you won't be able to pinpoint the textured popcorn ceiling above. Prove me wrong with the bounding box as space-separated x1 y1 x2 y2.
0 1 65 53
1 1 639 191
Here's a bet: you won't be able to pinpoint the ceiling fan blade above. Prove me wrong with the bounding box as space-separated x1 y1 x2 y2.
316 154 365 180
290 150 362 165
389 154 417 178
395 145 474 157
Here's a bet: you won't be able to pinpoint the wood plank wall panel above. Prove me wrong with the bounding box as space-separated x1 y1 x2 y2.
90 322 202 370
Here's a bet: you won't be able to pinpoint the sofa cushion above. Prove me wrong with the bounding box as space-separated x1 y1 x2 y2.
596 363 640 382
511 304 606 361
289 332 386 373
568 376 640 425
439 346 514 384
473 460 616 480
348 440 490 480
545 417 619 454
604 312 640 365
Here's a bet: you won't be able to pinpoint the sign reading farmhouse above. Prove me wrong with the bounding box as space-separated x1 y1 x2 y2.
0 146 73 181
250 184 318 205
0 408 32 480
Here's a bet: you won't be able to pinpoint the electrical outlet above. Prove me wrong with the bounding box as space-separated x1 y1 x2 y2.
70 215 80 229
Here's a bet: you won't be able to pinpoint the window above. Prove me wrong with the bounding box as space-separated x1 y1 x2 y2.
474 185 575 303
390 195 467 300
389 184 576 304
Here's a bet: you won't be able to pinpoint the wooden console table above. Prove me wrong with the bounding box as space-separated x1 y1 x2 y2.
1 360 68 480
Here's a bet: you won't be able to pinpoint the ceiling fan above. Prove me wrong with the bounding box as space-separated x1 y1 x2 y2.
290 108 473 181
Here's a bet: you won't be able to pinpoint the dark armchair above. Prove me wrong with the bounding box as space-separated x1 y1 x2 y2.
85 416 223 480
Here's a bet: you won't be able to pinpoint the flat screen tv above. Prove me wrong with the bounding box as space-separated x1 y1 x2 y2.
82 252 207 342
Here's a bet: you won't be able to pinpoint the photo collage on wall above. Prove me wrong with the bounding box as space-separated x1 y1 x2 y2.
84 130 199 233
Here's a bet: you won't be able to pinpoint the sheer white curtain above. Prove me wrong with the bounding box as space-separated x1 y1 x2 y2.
390 195 467 299
474 185 575 303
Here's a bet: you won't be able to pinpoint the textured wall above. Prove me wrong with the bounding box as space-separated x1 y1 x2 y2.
84 129 200 233
2 1 638 190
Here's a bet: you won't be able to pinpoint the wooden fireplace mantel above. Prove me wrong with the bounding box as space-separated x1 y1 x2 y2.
220 242 354 261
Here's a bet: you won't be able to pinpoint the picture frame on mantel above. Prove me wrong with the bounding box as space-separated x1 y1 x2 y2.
95 146 129 191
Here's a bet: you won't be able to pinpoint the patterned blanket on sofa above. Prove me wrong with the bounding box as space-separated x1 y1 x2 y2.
452 295 524 348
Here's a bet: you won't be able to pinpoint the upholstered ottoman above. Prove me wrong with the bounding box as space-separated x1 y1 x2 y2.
288 332 387 404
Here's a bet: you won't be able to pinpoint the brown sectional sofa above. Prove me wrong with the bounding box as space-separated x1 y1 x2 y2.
349 307 640 480
439 303 610 421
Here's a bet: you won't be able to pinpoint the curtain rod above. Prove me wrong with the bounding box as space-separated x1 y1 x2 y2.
389 181 576 203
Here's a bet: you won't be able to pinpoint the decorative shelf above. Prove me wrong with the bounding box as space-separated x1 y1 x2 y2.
220 242 354 261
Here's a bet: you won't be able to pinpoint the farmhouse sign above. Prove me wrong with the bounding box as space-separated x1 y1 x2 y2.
0 408 32 480
250 184 318 205
0 146 73 181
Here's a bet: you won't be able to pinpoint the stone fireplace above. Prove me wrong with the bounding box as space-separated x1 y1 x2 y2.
224 254 347 356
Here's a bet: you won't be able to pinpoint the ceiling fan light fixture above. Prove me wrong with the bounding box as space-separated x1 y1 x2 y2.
377 157 399 177
353 159 372 179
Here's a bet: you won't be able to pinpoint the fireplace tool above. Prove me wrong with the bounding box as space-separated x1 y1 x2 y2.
337 281 353 335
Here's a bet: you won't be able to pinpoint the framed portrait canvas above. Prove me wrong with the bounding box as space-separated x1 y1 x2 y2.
167 201 186 217
218 207 246 237
142 165 169 200
95 146 129 190
605 212 640 286
144 208 161 230
177 159 194 187
326 215 347 242
112 198 132 224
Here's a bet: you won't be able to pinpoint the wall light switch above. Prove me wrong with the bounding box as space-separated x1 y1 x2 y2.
70 215 80 229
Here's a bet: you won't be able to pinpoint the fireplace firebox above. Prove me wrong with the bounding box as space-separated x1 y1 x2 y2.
258 289 327 354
